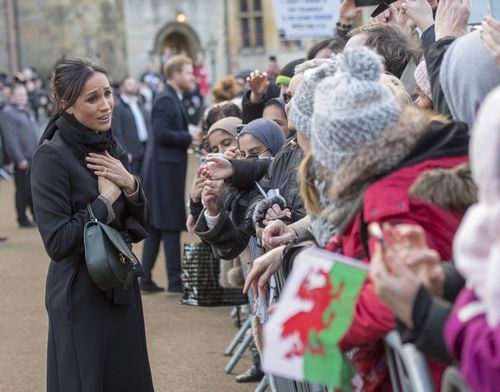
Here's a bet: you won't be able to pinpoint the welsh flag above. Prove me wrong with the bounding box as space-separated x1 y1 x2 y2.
262 248 368 391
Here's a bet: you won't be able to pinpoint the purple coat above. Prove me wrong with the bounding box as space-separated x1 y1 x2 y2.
445 288 500 392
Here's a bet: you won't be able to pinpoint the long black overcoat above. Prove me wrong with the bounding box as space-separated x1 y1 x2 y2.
30 131 154 392
141 84 191 231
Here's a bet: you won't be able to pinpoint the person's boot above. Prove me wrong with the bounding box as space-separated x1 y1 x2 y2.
19 219 36 228
140 279 164 293
235 343 264 383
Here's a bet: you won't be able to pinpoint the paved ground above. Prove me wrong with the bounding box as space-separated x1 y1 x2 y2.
0 161 254 392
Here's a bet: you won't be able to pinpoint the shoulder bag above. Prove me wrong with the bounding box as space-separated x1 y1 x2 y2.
84 204 142 290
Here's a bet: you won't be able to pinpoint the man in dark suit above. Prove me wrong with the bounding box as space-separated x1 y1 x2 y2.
112 76 150 176
141 55 200 293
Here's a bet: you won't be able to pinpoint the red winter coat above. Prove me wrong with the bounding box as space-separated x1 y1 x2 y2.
326 155 468 391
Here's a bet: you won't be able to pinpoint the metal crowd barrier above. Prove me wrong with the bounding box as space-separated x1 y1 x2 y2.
223 241 439 392
441 367 470 392
223 238 264 375
264 268 437 392
384 331 435 392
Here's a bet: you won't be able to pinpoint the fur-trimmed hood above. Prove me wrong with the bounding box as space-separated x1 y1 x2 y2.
410 162 476 213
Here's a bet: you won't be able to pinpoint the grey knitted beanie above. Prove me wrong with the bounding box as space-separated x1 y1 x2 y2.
311 47 401 172
288 58 337 139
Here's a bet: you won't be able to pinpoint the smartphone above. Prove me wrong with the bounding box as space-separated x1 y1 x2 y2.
199 156 207 166
207 153 224 159
354 0 380 6
353 0 399 17
470 0 497 25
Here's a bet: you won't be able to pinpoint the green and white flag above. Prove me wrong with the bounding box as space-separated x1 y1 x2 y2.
262 248 368 391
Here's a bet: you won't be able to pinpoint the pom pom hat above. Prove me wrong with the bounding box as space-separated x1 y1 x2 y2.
288 58 337 139
311 47 401 172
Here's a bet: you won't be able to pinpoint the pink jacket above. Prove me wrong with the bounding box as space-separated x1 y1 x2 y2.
445 288 500 392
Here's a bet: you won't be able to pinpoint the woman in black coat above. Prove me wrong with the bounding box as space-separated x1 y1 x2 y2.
30 57 154 392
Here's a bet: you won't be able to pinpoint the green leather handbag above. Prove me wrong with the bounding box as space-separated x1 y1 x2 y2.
83 204 142 290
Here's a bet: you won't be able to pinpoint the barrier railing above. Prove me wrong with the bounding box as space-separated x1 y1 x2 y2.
441 366 470 392
384 331 435 392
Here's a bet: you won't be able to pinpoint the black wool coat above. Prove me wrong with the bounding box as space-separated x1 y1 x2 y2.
142 84 192 231
30 131 154 392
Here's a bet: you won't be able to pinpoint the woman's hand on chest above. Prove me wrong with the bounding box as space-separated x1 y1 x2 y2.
85 151 137 195
98 176 122 204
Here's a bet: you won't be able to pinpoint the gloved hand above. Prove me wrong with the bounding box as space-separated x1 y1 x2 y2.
253 195 293 228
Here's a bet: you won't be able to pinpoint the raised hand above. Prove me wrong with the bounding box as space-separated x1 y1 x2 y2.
190 167 206 203
223 145 240 160
369 240 420 328
400 0 434 31
339 0 362 25
435 0 471 41
371 4 400 24
382 224 444 296
247 70 270 103
482 16 500 69
202 156 234 180
201 179 224 216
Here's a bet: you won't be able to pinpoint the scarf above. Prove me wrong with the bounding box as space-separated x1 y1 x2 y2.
309 169 338 247
56 113 118 162
454 87 500 328
38 112 118 157
32 112 119 177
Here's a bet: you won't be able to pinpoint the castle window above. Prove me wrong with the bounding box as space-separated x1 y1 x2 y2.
240 0 264 48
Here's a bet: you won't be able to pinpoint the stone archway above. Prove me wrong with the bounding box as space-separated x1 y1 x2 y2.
154 22 201 62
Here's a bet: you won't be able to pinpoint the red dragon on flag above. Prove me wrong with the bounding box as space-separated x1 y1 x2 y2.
262 248 368 390
281 270 345 359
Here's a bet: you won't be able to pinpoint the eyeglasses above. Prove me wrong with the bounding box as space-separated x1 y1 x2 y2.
283 91 293 104
238 148 270 160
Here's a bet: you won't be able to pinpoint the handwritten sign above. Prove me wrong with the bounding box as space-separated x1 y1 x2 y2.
272 0 340 40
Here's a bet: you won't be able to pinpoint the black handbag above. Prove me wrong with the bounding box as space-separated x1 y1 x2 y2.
83 204 142 291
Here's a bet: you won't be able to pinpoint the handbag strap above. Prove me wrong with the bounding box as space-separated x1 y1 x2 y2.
124 269 135 290
87 203 97 222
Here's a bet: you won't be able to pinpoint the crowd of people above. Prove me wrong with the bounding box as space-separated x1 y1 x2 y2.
179 0 499 390
3 0 500 390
